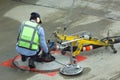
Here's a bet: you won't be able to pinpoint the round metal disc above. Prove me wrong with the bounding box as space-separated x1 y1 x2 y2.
60 64 83 76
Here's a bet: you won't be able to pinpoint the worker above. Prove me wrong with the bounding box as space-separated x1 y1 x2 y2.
16 12 55 68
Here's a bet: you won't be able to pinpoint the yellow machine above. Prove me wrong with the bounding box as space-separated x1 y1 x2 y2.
47 28 120 76
48 29 118 56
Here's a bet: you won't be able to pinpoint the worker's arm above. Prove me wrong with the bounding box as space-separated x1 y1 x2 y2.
38 26 49 54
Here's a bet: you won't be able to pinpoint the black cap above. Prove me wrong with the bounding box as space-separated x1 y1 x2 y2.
30 12 40 19
30 12 42 23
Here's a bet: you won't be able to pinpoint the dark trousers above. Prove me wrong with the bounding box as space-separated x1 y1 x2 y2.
21 49 41 62
21 54 36 61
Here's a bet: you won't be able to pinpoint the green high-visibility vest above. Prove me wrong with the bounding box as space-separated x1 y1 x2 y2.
18 21 40 50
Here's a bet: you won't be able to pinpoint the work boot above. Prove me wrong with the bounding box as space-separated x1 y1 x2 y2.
42 53 55 62
34 56 43 62
28 58 35 68
35 52 55 62
21 55 27 62
34 53 47 62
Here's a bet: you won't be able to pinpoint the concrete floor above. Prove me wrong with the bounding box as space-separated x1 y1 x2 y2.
0 0 120 80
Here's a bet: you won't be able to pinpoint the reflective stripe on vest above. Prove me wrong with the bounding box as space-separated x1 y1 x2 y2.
18 21 40 50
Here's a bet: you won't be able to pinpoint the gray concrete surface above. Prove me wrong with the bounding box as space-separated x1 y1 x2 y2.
13 53 70 71
0 0 120 80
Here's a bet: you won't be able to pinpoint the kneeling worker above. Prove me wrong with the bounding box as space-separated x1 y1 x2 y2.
16 12 54 68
